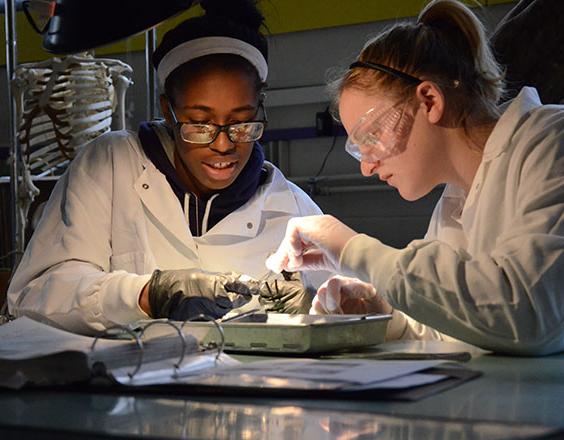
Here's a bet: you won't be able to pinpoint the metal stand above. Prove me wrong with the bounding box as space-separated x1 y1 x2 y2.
4 0 23 270
145 28 158 120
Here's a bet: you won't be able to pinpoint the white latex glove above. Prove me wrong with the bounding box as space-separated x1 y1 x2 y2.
310 275 393 315
265 215 358 273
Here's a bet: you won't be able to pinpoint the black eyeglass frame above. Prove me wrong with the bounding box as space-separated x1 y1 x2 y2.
349 61 423 86
167 100 268 145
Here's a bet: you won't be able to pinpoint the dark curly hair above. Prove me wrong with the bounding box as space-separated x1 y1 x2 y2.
153 0 268 101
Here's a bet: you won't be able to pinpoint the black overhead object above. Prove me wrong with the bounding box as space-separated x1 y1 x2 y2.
39 0 196 54
490 0 564 104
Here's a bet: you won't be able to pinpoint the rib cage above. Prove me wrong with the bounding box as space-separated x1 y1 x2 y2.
8 54 133 247
13 53 133 177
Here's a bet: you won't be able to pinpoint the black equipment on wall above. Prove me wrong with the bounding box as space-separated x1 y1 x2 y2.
24 0 197 54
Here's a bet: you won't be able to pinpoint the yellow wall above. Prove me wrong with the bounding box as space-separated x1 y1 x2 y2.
1 0 516 64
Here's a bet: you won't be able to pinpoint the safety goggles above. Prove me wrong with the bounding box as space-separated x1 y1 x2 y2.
345 103 415 163
345 60 421 163
168 101 267 144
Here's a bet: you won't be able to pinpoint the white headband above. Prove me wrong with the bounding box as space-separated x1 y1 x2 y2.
157 36 268 89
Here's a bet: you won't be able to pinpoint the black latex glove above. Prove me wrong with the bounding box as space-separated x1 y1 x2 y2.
258 272 314 314
148 269 257 321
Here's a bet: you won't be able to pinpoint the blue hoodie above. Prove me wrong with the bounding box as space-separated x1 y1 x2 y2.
138 121 268 237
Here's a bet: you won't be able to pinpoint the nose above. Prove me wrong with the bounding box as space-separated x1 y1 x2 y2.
209 131 235 154
360 159 380 177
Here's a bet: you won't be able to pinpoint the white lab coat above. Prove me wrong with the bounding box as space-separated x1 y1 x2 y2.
8 130 325 335
340 87 564 355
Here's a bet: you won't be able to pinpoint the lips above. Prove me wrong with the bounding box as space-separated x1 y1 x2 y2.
202 159 239 182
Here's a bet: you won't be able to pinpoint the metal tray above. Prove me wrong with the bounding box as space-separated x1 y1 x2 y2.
184 313 392 354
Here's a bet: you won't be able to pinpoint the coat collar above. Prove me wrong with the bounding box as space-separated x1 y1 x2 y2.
482 87 542 161
203 162 302 238
131 132 300 242
134 161 199 255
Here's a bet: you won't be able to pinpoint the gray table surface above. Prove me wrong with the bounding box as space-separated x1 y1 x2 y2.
0 341 562 439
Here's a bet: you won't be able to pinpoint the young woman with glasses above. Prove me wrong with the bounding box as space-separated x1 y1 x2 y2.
8 0 329 334
266 0 564 355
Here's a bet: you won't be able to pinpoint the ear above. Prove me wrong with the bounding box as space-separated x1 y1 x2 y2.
159 94 173 125
415 81 445 125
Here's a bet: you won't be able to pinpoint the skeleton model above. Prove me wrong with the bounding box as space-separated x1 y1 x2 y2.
10 53 133 251
13 52 133 177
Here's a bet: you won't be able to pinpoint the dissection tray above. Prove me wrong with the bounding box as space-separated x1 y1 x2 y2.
184 313 391 354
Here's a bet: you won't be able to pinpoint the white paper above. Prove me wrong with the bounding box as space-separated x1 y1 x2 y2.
0 317 210 361
208 358 446 385
113 352 240 386
345 373 447 390
0 316 114 359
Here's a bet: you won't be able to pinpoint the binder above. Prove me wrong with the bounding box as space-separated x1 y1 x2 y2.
0 316 232 389
0 316 481 401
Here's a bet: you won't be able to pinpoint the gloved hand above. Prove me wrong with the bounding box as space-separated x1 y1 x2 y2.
257 271 314 314
310 275 393 315
265 215 358 274
148 269 257 321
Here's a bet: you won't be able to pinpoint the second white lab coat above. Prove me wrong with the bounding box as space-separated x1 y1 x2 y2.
8 130 325 335
340 87 564 355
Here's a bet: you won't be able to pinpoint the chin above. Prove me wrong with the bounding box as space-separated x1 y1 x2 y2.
397 186 429 202
207 179 235 191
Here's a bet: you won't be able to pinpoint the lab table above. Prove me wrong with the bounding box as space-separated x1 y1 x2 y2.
0 345 562 439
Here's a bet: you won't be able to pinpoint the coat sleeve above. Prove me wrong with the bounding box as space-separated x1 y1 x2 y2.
382 189 469 343
7 133 151 335
339 112 564 356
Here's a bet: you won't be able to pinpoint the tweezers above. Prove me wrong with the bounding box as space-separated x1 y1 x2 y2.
220 308 262 323
257 269 276 287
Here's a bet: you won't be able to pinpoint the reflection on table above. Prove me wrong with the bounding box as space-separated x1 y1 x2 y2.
0 392 558 440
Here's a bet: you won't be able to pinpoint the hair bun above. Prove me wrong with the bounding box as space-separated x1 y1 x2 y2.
201 0 264 32
418 0 482 61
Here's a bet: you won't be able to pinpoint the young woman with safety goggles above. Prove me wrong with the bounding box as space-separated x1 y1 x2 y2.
267 0 564 356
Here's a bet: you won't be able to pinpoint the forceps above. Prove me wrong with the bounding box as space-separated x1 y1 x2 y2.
220 308 263 323
257 269 276 287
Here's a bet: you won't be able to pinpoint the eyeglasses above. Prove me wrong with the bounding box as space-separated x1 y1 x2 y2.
345 103 415 163
168 100 267 145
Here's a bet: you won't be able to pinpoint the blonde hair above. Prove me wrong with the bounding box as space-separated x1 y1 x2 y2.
329 0 504 129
